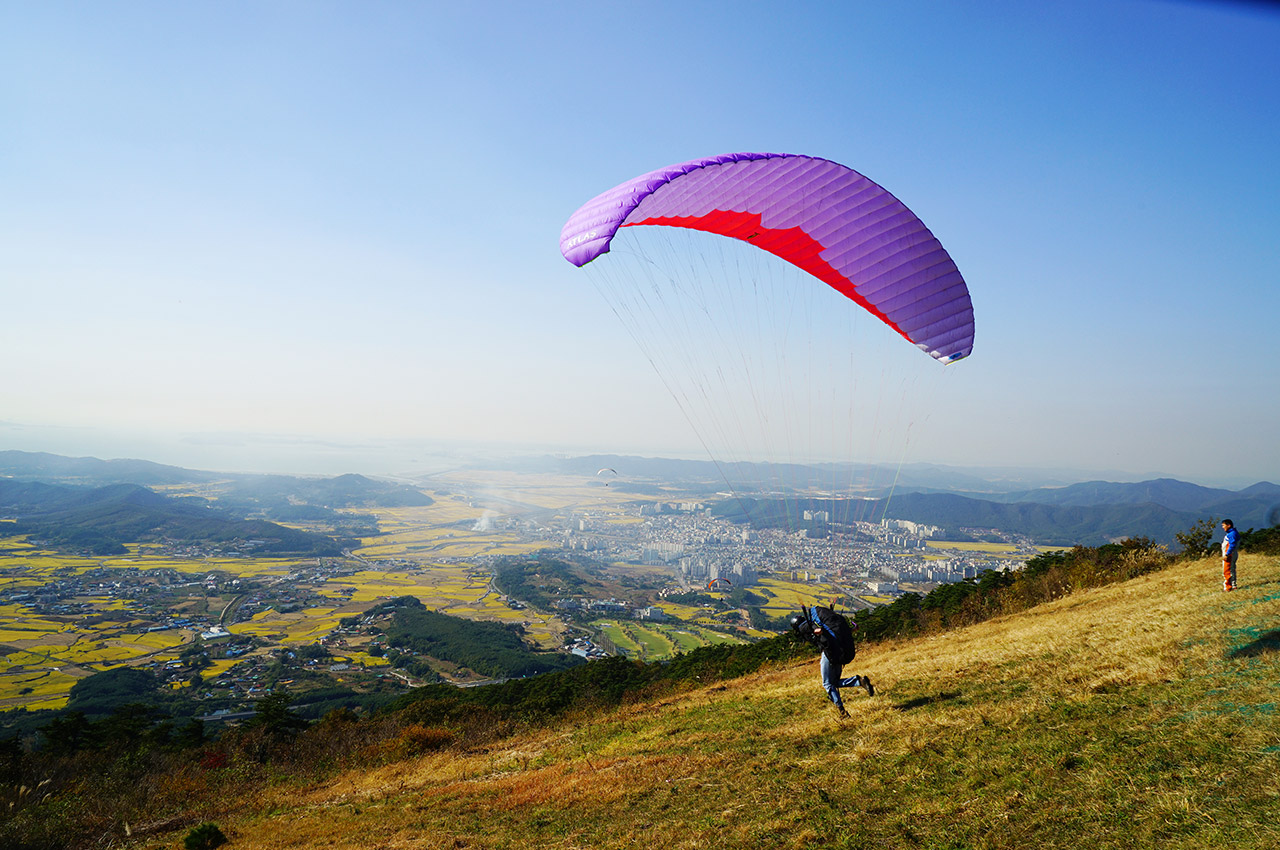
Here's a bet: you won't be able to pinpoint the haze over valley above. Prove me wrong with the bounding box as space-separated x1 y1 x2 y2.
2 447 1274 716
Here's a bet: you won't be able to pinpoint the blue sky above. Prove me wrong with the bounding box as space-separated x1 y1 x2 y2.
2 1 1277 485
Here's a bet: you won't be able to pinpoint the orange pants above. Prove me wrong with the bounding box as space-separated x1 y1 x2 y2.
1223 551 1238 589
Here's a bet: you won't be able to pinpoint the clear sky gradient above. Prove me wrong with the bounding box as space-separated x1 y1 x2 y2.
2 1 1277 486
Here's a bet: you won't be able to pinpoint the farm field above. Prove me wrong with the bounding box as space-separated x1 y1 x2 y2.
755 575 840 616
925 539 1023 555
0 486 583 711
0 467 663 711
592 617 747 662
0 468 831 710
352 504 546 561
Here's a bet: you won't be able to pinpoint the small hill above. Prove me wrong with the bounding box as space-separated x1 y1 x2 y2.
0 449 215 485
0 479 345 555
998 477 1234 511
991 477 1280 525
119 551 1280 849
221 472 433 509
0 450 435 547
0 449 434 511
1239 481 1280 497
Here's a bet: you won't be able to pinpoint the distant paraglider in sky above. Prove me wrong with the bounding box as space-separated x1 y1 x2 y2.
707 577 733 591
596 467 618 486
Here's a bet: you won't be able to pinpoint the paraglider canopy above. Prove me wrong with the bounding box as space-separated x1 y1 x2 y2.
560 150 975 516
561 152 973 364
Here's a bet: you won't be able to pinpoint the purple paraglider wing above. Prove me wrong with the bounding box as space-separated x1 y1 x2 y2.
559 152 974 363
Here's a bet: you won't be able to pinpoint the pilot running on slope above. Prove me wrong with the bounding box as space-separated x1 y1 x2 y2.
792 605 874 717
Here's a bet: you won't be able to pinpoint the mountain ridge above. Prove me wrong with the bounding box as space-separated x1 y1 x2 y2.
0 479 346 556
6 449 1276 547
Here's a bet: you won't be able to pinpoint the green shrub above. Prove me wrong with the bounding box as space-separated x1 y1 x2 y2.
1240 523 1280 555
184 822 226 850
1175 518 1217 559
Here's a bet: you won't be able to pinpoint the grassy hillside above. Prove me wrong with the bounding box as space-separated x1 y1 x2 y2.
124 550 1279 850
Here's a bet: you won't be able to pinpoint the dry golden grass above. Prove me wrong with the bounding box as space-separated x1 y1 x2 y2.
177 551 1280 850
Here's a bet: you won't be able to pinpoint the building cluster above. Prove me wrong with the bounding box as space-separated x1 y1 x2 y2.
642 541 684 565
553 597 630 615
529 502 1031 605
1 565 200 617
880 558 1000 585
227 585 332 625
881 518 942 538
550 596 671 623
678 556 758 588
198 651 355 703
640 501 708 516
563 636 609 659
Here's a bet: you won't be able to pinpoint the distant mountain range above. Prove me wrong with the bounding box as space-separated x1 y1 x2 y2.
4 449 1277 549
0 451 221 486
710 492 1247 547
0 451 435 556
501 453 1031 496
0 479 346 556
533 454 1280 546
0 451 431 503
974 477 1280 511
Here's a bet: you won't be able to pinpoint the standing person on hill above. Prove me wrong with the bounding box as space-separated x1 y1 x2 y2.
1221 519 1240 591
791 605 874 717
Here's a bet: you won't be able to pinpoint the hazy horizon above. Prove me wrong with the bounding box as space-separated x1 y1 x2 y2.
2 421 1271 492
4 3 1277 488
